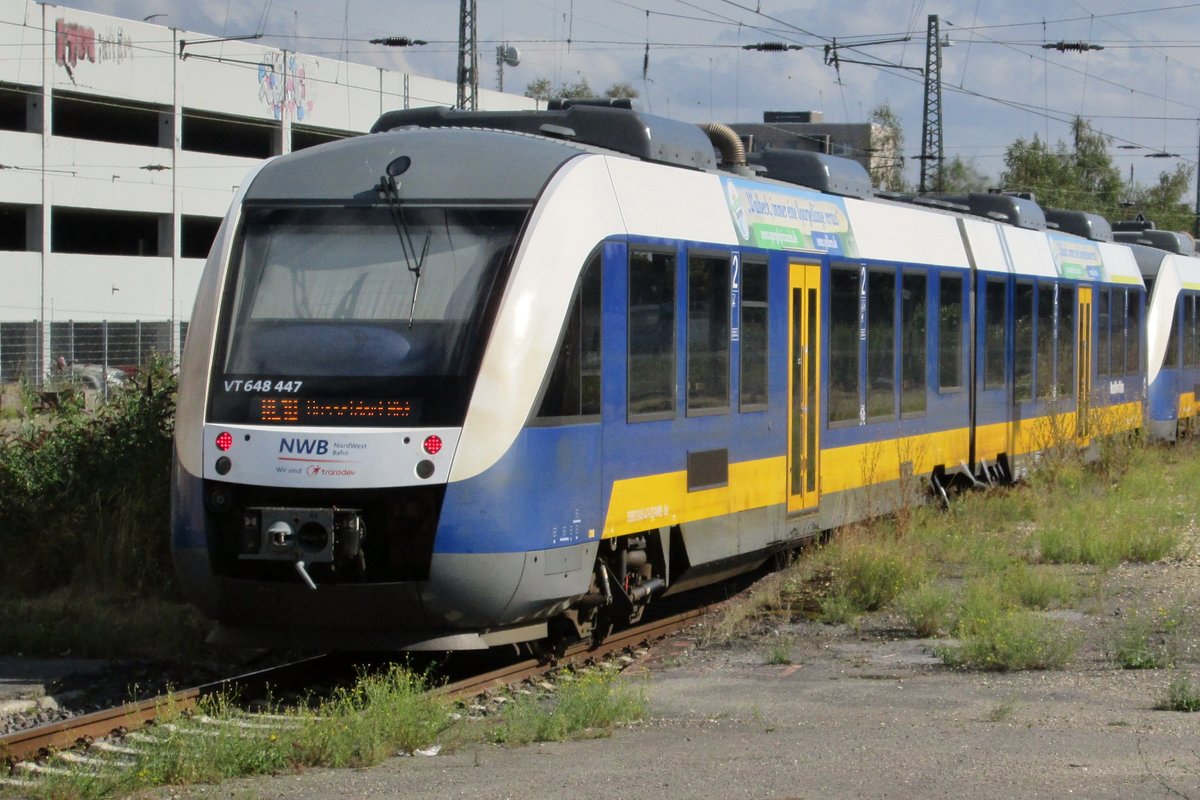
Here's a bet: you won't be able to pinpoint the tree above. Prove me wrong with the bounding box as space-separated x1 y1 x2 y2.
524 77 594 102
1000 117 1123 216
525 77 638 103
940 155 991 193
604 82 639 100
868 104 906 192
1000 116 1197 231
1121 164 1195 233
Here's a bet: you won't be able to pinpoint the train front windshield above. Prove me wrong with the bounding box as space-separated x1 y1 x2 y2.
209 205 524 427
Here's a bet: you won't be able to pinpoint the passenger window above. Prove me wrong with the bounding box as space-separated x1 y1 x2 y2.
1036 283 1055 399
866 269 895 419
900 271 926 415
1165 297 1180 369
1056 285 1075 398
984 279 1007 390
739 259 769 410
1126 290 1141 375
1096 288 1110 379
1015 282 1034 402
828 266 860 423
628 250 676 419
1115 290 1127 380
687 252 731 414
1185 293 1195 369
938 273 963 392
538 252 601 419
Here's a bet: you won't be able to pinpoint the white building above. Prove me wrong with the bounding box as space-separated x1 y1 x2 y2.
0 0 535 382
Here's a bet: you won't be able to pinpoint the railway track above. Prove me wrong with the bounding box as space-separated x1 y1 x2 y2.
0 602 715 785
0 654 337 768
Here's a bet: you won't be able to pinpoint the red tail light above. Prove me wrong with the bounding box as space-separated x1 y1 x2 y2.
216 431 233 452
423 434 443 455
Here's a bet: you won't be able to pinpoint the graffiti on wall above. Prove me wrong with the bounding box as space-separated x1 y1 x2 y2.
55 19 134 76
258 52 316 121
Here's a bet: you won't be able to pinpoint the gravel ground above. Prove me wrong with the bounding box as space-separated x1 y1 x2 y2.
144 549 1200 800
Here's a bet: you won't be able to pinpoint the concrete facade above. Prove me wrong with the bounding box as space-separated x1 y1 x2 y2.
0 0 535 381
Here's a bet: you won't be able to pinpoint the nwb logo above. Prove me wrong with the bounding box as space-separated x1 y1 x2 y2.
280 438 328 455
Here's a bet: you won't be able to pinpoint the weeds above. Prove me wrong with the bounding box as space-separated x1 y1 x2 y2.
487 667 646 745
1110 613 1170 670
998 563 1076 610
819 528 926 619
937 582 1078 671
22 664 646 799
764 634 794 665
294 664 453 766
982 695 1019 722
898 582 954 637
1108 605 1187 671
1155 674 1200 712
0 358 177 599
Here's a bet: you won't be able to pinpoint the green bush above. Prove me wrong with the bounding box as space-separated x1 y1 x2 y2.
0 358 176 598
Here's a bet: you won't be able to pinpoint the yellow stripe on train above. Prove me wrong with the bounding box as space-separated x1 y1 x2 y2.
603 401 1143 538
603 456 785 539
1179 393 1197 419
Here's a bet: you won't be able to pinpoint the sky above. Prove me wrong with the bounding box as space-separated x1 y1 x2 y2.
47 0 1200 198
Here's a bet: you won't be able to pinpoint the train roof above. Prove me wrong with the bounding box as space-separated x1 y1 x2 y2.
745 149 874 199
370 104 719 172
1113 228 1195 255
1044 208 1113 242
243 126 591 204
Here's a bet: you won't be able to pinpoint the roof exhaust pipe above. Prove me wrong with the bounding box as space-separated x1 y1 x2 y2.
700 122 749 171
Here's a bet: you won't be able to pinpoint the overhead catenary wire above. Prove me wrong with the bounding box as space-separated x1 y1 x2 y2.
7 0 1200 182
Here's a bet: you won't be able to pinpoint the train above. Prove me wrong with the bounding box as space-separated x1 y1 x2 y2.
170 101 1197 651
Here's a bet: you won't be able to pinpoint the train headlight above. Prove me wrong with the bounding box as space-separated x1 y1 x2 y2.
423 434 443 455
215 431 233 451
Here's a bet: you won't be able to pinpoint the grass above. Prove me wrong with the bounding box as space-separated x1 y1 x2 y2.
764 634 794 665
487 667 646 745
998 563 1077 610
813 526 928 623
898 582 954 637
1110 612 1171 670
936 581 1079 671
1156 674 1200 712
701 437 1196 676
20 663 646 799
982 695 1019 722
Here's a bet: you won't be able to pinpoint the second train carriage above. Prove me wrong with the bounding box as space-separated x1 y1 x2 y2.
172 103 1149 650
1119 223 1200 441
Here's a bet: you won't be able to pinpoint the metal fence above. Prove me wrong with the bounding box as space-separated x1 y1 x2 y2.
0 320 189 385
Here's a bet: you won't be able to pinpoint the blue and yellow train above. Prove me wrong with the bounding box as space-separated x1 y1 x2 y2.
171 102 1189 650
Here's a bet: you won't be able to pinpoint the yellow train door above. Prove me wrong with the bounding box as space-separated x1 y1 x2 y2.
1076 286 1093 441
787 262 821 514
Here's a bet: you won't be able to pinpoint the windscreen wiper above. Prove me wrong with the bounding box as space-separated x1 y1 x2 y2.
379 158 431 329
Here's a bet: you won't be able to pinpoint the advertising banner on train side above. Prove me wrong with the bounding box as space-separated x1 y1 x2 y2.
1048 233 1141 285
721 177 859 257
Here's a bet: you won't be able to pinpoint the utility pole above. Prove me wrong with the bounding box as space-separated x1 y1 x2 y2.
1195 121 1200 239
919 14 944 194
456 0 478 111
